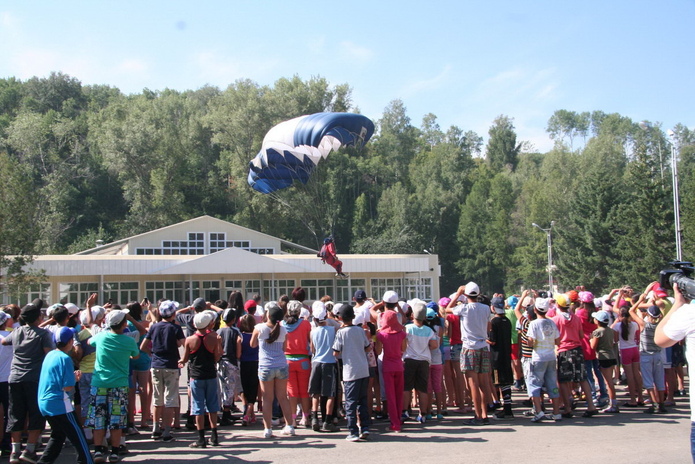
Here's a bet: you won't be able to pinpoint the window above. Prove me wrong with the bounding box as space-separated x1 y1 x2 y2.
59 282 99 307
184 281 201 304
370 278 404 302
300 279 334 302
262 279 296 302
335 279 366 303
403 277 433 301
145 281 185 304
202 280 221 302
244 280 261 300
11 283 51 307
103 282 139 306
136 232 205 256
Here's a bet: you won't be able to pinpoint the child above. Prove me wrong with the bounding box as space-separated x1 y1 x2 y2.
613 306 644 407
375 310 406 432
179 310 223 448
526 300 562 422
309 302 339 432
402 301 438 424
217 309 242 426
590 310 619 413
332 305 371 441
488 297 514 419
37 327 93 464
425 307 444 420
238 314 259 425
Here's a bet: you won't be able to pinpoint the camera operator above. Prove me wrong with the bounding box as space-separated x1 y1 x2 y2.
655 281 695 462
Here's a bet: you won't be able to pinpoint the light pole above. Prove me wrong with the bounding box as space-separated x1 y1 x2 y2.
667 129 683 261
532 221 555 292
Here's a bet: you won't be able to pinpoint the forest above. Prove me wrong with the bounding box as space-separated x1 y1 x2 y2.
0 72 694 296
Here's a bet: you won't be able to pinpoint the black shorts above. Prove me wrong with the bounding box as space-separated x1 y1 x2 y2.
556 347 586 384
309 363 338 398
598 359 618 369
8 381 45 432
403 358 429 393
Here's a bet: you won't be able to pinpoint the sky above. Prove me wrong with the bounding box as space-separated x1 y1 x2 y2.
1 1 693 152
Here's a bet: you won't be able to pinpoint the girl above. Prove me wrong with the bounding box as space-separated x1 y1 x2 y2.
630 285 667 414
250 303 295 438
217 309 242 426
590 310 619 413
239 314 259 425
126 300 152 432
282 301 312 427
375 311 406 432
612 306 644 407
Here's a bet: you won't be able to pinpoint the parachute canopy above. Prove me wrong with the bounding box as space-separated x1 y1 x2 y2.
248 112 375 194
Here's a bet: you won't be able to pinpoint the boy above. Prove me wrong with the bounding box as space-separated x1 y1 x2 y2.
309 302 339 432
1 298 53 464
332 305 371 442
37 327 93 464
488 297 514 419
526 299 562 422
87 310 140 463
402 300 438 424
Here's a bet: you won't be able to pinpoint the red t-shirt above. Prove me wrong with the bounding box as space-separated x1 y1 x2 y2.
552 312 583 353
575 308 597 360
377 331 406 373
284 320 312 356
446 314 462 345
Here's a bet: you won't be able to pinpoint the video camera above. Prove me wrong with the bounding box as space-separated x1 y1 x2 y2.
660 261 695 301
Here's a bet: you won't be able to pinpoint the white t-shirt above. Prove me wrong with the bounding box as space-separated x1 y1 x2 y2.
453 302 490 350
661 303 695 421
613 321 639 350
403 323 436 363
528 318 559 362
354 301 374 326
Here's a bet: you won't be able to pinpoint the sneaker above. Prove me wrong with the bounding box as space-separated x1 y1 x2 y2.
263 428 274 439
359 429 370 440
436 414 444 420
345 434 360 442
374 410 386 420
658 405 669 414
210 436 220 447
522 409 536 417
551 414 563 421
9 452 21 464
582 409 599 418
108 452 119 463
416 414 426 424
93 451 106 464
597 397 610 408
400 411 410 422
126 426 140 436
298 416 308 428
281 425 295 436
118 444 128 455
494 410 515 420
312 416 321 432
151 431 163 440
531 412 547 423
463 417 483 426
561 412 573 419
161 434 175 443
601 406 619 414
19 449 38 463
481 417 490 425
321 422 338 432
189 440 207 448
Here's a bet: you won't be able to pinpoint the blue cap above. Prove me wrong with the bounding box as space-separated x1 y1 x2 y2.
426 308 437 320
54 327 76 345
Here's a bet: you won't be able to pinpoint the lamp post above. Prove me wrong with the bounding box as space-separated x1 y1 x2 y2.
532 221 555 292
667 129 683 261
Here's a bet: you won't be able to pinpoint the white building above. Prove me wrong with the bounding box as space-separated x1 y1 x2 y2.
5 216 440 307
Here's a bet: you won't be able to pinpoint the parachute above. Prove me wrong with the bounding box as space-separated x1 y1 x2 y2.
248 112 375 194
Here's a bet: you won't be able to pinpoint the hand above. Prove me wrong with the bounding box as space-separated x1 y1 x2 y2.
86 293 98 308
74 370 82 382
458 285 466 294
178 361 185 369
673 283 687 307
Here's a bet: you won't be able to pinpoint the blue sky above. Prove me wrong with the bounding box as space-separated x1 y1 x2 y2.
1 1 693 151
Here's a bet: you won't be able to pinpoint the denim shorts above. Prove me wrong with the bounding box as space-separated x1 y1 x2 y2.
450 344 463 362
190 378 220 416
258 365 289 382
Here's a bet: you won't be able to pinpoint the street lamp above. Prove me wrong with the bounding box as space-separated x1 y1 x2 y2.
532 221 555 292
667 129 683 261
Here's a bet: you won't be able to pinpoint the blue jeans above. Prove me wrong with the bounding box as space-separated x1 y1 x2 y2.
343 377 371 436
690 422 695 462
584 359 607 399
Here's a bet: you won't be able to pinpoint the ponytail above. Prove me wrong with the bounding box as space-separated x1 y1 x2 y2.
620 307 630 341
267 321 281 343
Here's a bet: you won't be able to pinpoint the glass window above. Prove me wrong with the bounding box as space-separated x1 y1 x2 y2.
335 278 366 303
262 279 296 302
300 279 334 302
145 281 185 304
12 283 51 307
103 282 139 306
244 280 261 300
202 280 221 302
371 278 404 302
59 282 99 307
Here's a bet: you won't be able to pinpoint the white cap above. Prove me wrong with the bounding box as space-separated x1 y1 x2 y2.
106 309 129 327
534 298 550 312
64 303 80 315
382 291 399 304
193 310 216 329
464 282 480 297
449 292 465 303
312 301 327 320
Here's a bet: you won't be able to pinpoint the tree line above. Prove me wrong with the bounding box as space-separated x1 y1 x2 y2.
1 72 693 296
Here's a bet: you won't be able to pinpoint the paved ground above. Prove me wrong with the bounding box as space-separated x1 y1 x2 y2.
51 386 692 464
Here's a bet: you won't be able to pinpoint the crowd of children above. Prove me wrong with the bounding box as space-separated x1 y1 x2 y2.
0 279 691 462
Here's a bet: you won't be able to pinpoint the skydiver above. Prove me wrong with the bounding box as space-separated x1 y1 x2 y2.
318 237 348 278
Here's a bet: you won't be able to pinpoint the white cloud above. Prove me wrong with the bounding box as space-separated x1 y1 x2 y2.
338 41 374 63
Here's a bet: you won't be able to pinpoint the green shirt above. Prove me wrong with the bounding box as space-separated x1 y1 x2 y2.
89 331 139 388
505 309 519 344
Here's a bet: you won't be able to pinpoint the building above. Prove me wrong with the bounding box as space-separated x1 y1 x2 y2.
5 216 440 307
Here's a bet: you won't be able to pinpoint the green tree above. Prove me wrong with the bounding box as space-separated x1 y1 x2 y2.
486 115 521 172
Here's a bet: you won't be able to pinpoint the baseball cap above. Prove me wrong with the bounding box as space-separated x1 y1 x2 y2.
338 304 355 320
567 290 579 303
653 286 668 298
312 301 327 321
106 309 129 327
535 298 550 312
0 311 9 326
353 289 367 300
193 298 207 311
647 305 662 318
46 303 65 318
382 291 399 304
426 308 438 320
64 303 80 315
193 310 216 329
411 299 427 321
555 294 570 309
591 310 610 324
578 291 594 303
438 297 451 307
507 295 519 308
54 326 76 345
159 300 178 318
21 298 43 321
448 292 465 303
464 282 480 297
491 297 505 310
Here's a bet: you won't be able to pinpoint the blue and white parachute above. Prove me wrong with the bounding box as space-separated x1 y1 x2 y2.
248 112 375 194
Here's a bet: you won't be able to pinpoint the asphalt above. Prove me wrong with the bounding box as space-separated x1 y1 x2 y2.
49 385 692 464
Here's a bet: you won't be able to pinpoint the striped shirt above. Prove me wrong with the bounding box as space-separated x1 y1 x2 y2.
256 323 288 369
